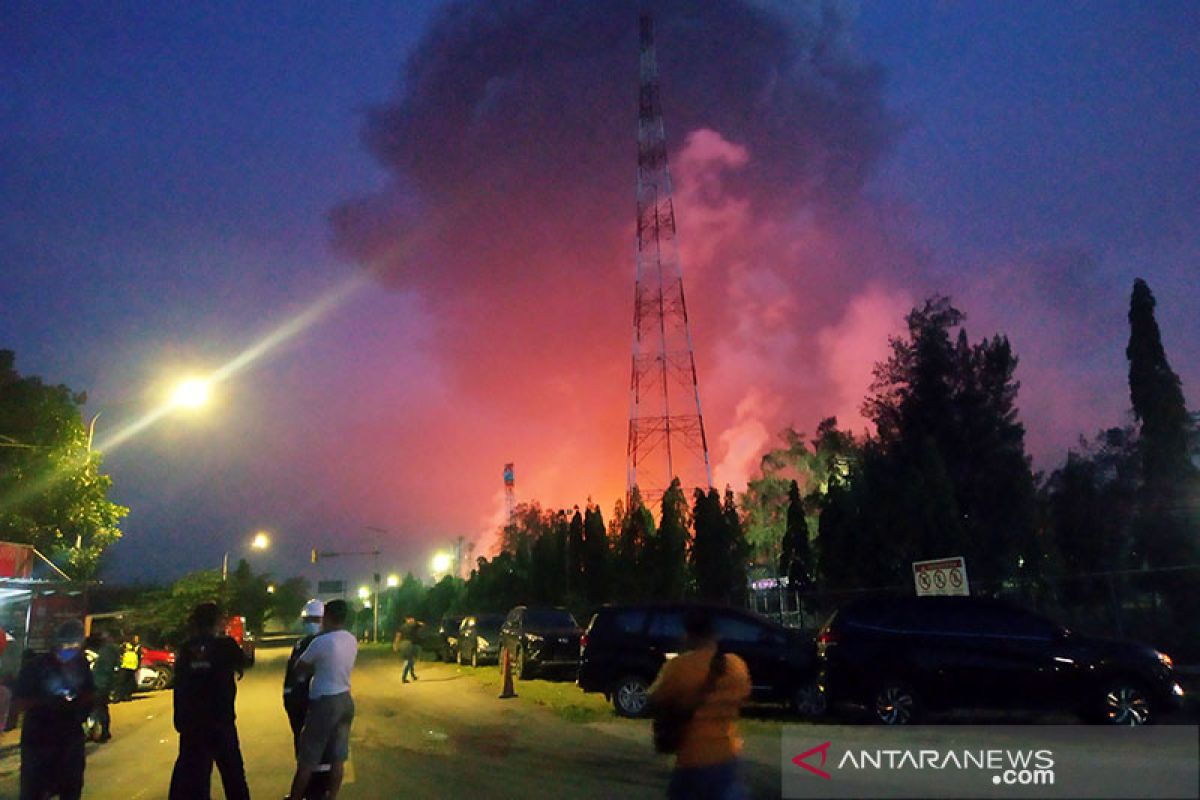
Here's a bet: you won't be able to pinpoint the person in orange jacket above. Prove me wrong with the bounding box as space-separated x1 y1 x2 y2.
647 609 752 800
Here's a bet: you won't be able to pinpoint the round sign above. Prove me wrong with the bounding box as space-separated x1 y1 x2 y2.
918 573 932 590
949 569 963 588
933 571 947 589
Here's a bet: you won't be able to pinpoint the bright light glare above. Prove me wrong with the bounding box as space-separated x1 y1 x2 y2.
357 586 371 600
430 552 453 575
251 532 271 550
266 584 276 594
386 574 400 588
171 378 212 409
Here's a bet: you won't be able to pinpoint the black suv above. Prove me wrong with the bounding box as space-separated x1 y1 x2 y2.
818 595 1185 725
499 606 582 679
457 612 505 667
578 603 822 717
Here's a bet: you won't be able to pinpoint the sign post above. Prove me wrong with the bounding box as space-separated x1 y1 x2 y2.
912 557 969 597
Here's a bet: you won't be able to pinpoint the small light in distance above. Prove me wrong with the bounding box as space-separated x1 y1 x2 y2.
386 574 400 588
251 532 271 550
266 584 276 594
357 586 370 600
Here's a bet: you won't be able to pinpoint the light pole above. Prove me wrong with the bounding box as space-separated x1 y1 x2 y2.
223 530 271 581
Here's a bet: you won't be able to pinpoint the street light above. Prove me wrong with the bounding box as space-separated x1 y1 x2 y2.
386 574 400 588
170 377 212 410
357 585 370 600
266 584 276 594
431 551 453 577
223 531 272 581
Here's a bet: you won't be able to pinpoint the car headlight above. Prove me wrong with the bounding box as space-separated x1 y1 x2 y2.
477 636 489 649
1157 651 1174 669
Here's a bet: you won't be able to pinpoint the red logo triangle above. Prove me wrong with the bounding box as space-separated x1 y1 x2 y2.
792 741 832 780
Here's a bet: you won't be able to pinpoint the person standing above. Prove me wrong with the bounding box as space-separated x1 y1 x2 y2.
283 600 333 800
647 609 752 800
88 631 119 741
116 634 140 701
397 616 420 683
286 599 357 800
14 620 94 800
168 602 250 800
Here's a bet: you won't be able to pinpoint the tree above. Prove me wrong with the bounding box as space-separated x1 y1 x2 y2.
651 479 690 600
721 488 749 605
581 501 608 604
0 350 127 578
779 481 813 590
859 296 1037 587
567 507 585 593
1127 279 1193 486
613 488 654 601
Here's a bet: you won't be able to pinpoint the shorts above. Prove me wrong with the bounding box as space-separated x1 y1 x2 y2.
297 692 354 768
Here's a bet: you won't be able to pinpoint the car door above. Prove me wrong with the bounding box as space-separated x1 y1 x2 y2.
713 612 783 700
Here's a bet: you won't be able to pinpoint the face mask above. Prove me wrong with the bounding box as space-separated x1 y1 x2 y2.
57 646 81 662
303 621 321 635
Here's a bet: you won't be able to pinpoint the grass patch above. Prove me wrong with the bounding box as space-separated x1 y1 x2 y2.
459 665 615 723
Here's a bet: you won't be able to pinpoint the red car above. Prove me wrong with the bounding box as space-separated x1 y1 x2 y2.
224 615 256 666
137 646 176 691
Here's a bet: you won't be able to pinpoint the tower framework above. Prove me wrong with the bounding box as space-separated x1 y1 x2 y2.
625 13 713 510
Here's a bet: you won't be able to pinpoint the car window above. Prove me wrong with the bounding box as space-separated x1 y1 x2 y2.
608 609 648 635
647 611 686 641
525 609 577 628
713 614 764 644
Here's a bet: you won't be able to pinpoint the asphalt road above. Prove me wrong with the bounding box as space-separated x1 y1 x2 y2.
0 645 782 799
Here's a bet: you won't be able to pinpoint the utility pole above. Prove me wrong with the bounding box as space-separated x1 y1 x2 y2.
626 13 713 512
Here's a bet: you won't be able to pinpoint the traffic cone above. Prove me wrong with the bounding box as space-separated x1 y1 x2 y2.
499 646 517 699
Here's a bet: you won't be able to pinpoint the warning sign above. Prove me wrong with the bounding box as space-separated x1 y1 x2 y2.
912 557 969 597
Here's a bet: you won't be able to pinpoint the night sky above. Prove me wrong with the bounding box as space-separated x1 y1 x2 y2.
3 1 1197 589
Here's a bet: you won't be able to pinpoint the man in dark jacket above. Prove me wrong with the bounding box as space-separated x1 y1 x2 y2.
88 632 119 741
168 602 249 800
15 620 94 800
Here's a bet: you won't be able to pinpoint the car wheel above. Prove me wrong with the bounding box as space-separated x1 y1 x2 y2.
792 681 827 718
874 679 918 725
153 666 173 691
1102 679 1152 725
613 675 651 717
471 648 479 668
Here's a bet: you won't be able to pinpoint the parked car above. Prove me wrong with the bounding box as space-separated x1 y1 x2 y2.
457 613 505 667
137 646 176 691
436 613 465 661
499 606 582 679
224 615 255 666
817 595 1186 725
578 603 822 718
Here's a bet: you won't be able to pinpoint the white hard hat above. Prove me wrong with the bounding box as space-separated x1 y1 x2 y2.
301 599 325 619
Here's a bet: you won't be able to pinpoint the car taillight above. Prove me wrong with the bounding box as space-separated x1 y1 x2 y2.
817 630 839 646
580 633 589 651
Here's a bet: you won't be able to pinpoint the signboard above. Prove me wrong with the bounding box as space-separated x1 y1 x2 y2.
503 463 514 487
316 580 345 596
912 556 969 597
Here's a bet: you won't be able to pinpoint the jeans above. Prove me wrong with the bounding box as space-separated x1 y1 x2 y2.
168 724 250 800
667 759 747 800
402 655 417 681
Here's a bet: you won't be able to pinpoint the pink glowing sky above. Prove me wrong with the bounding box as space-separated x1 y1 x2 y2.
3 1 1197 583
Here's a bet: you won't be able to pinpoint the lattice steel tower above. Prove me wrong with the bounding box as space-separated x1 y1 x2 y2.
626 13 713 508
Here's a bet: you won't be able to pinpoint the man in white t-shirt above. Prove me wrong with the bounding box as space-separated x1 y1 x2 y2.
286 599 357 800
